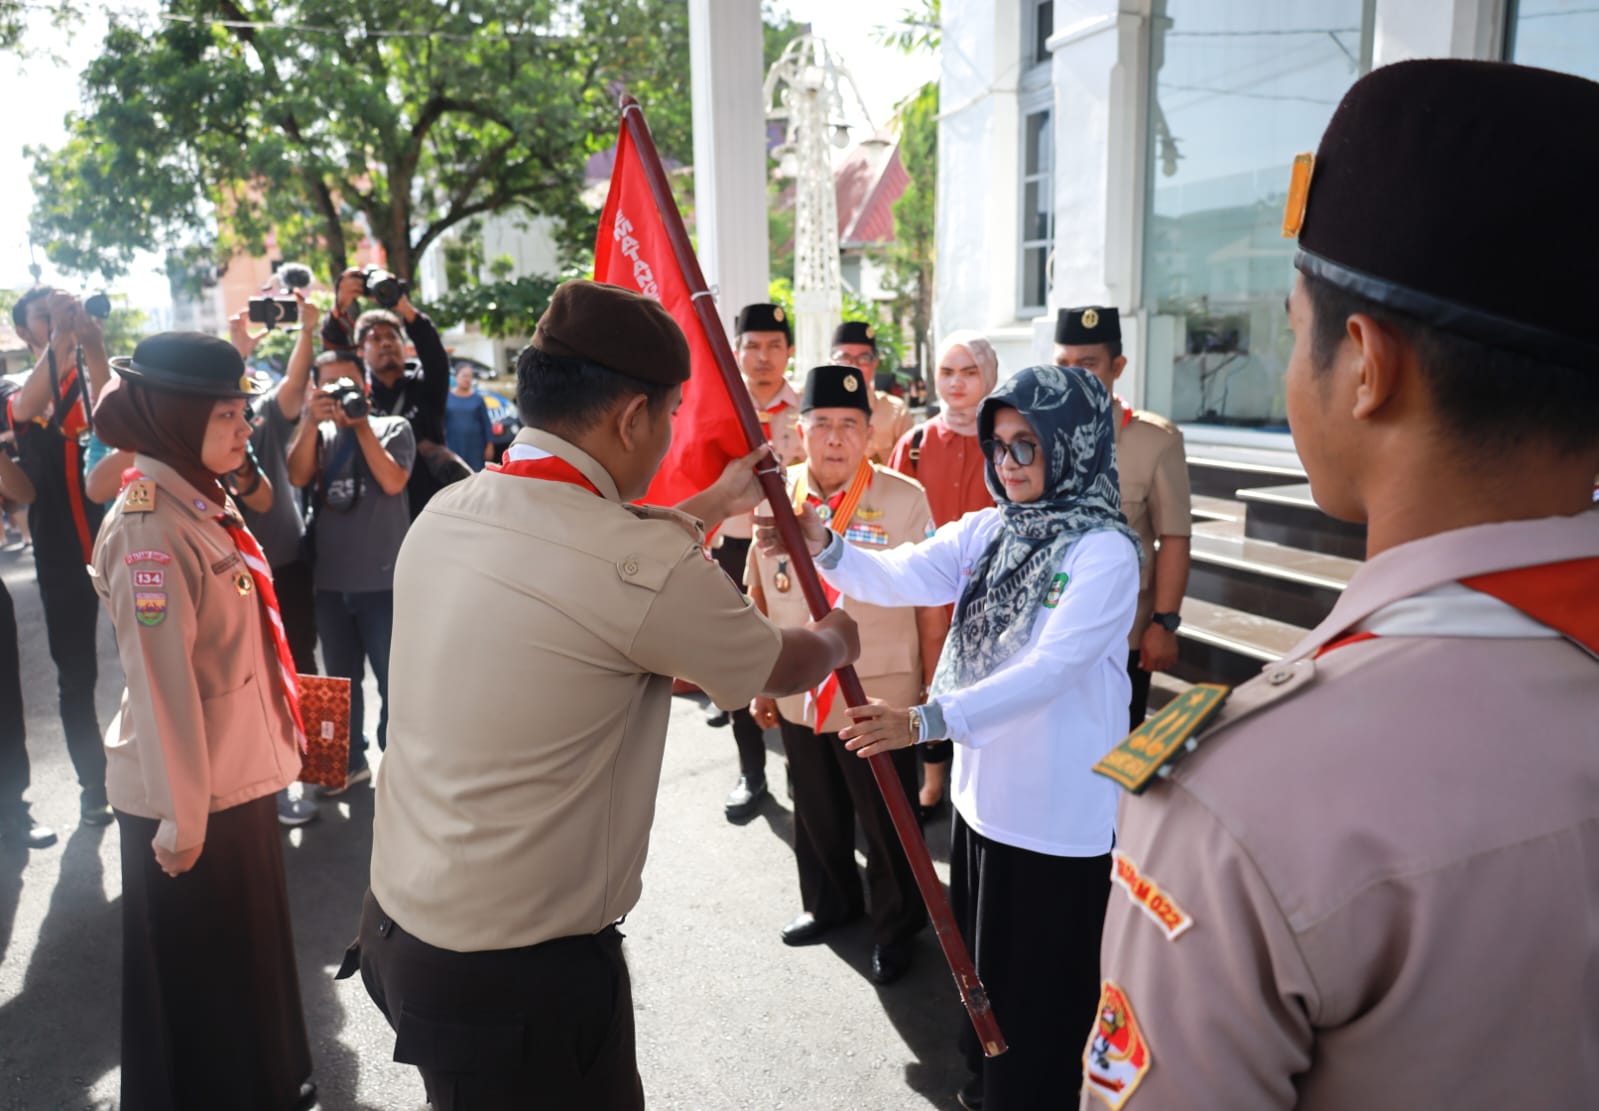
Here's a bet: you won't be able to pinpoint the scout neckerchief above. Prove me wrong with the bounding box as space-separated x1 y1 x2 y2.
1114 395 1134 430
120 469 307 750
756 397 791 441
789 457 874 727
489 453 602 496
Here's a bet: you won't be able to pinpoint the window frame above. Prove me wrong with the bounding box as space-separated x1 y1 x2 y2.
1017 92 1055 319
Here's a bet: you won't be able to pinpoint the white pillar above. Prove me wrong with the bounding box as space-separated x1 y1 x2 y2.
689 0 770 336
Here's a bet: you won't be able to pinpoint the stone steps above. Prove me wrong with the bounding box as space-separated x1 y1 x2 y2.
1237 483 1367 561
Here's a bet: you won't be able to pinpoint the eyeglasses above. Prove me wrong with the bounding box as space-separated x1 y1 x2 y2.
830 351 879 369
984 438 1039 467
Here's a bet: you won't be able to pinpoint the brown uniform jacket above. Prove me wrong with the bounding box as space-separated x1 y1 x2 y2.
1113 401 1192 647
721 379 806 541
90 456 301 853
869 389 913 465
1085 511 1599 1110
371 428 784 952
747 462 933 734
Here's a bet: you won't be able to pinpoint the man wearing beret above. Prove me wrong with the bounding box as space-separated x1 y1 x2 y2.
1084 61 1599 1110
711 302 807 821
746 364 945 984
832 320 914 465
355 280 861 1109
1053 306 1192 729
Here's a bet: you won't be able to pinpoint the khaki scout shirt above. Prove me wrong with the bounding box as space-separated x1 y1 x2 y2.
721 379 806 541
1113 400 1192 648
1085 511 1599 1111
747 462 933 734
90 456 301 853
869 389 913 465
371 428 784 953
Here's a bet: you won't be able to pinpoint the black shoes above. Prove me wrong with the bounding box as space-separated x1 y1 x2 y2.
79 786 113 827
294 1080 318 1110
870 940 914 985
704 704 731 728
780 911 834 946
723 774 768 822
956 1076 984 1111
0 811 57 849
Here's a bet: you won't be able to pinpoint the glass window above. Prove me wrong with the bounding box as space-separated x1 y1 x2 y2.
1142 0 1370 429
1020 106 1054 316
1507 1 1599 83
1028 1 1056 68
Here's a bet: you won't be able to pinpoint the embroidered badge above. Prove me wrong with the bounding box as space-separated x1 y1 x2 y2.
1082 307 1100 329
124 549 173 566
856 507 884 521
844 522 888 546
211 552 241 575
123 480 156 514
1112 852 1193 941
132 569 164 588
1092 683 1232 794
1085 981 1152 1109
134 592 167 627
1043 572 1070 608
233 570 254 597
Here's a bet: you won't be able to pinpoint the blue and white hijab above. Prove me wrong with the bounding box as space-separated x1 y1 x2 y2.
929 364 1143 696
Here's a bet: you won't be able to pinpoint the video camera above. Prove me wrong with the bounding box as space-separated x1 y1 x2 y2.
361 265 409 310
323 376 369 420
248 262 314 330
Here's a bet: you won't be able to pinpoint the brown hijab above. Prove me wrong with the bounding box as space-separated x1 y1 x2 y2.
94 376 227 503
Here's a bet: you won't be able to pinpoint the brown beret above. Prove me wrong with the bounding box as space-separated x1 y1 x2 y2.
532 279 691 385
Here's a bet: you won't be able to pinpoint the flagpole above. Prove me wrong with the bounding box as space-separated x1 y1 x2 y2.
617 95 1006 1058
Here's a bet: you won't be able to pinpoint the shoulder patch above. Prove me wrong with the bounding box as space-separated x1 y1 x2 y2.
134 592 167 627
1112 851 1193 941
1092 683 1231 794
1085 981 1152 1109
123 479 156 514
125 549 173 566
1043 572 1070 608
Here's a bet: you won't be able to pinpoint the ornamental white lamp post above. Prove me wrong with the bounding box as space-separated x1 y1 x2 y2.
765 35 875 376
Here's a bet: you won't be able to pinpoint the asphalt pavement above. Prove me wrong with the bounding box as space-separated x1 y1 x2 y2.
0 541 972 1110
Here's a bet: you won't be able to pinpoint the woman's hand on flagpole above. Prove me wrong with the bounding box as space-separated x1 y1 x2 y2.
840 699 915 758
755 500 829 558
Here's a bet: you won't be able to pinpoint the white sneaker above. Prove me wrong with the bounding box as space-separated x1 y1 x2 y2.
276 787 320 827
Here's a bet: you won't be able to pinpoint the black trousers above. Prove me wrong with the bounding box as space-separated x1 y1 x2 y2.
272 559 319 675
352 890 643 1111
36 566 105 791
1126 649 1152 731
778 719 926 945
952 813 1110 1110
0 578 28 815
713 537 766 779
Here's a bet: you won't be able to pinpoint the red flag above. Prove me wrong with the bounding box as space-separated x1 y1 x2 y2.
592 122 749 509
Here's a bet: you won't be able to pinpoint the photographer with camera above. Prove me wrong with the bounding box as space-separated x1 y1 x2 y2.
321 265 455 518
0 286 113 830
287 350 414 791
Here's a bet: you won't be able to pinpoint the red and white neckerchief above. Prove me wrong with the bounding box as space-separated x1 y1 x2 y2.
790 459 874 728
756 397 791 441
1113 395 1134 430
489 443 603 496
1316 558 1599 659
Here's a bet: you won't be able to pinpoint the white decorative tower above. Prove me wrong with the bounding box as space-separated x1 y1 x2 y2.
765 36 874 376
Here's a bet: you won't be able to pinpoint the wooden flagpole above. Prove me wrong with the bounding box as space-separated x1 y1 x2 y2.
617 95 1006 1057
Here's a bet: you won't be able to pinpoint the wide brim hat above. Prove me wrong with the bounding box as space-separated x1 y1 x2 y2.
110 332 261 399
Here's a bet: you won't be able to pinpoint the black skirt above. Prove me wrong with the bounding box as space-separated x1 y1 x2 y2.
117 793 312 1111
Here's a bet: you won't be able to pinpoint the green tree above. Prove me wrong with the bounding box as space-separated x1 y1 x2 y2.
883 81 937 379
766 276 903 373
28 0 697 289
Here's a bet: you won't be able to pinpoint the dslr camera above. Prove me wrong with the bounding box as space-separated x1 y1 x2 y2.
323 377 369 420
361 265 409 309
84 291 113 320
247 263 314 330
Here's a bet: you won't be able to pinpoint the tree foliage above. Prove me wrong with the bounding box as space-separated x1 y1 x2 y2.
767 276 904 374
872 0 940 56
884 81 937 377
28 0 696 289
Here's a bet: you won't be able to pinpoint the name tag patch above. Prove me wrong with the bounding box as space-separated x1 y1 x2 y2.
1084 981 1152 1109
844 522 888 546
1112 852 1193 941
1043 572 1070 608
132 569 164 588
135 592 167 627
1092 683 1231 794
211 552 241 574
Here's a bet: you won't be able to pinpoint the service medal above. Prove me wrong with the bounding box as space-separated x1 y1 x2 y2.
774 560 791 593
234 570 254 596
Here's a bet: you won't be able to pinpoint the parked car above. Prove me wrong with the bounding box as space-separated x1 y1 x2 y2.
479 386 522 463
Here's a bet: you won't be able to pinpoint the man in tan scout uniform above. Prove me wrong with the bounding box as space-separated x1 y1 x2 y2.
832 320 913 464
710 302 808 819
354 281 860 1110
1054 307 1191 729
1082 61 1599 1110
746 364 946 985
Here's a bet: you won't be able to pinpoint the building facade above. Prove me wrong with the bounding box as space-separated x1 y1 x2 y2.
937 0 1598 436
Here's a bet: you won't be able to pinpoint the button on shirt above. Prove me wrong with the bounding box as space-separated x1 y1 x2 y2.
819 508 1138 856
371 428 785 952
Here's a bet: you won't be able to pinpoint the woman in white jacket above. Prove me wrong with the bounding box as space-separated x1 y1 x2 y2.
758 363 1140 1111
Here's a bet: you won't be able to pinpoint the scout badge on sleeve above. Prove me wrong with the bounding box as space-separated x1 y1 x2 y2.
1043 572 1070 608
1092 683 1230 793
296 675 352 789
1112 852 1194 941
1084 981 1152 1109
134 592 167 627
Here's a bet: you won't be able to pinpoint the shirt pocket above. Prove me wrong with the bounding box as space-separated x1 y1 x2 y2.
201 675 281 803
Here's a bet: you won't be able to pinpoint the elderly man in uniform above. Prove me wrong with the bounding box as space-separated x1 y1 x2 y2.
1054 307 1192 730
351 281 860 1110
747 364 946 984
708 302 808 818
832 320 913 465
1082 60 1599 1111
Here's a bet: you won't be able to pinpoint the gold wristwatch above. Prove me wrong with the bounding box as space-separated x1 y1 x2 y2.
908 707 922 746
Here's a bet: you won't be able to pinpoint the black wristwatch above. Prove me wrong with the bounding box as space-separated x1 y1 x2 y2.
1151 612 1182 632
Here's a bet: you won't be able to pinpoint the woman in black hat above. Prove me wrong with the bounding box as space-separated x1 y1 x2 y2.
90 333 314 1111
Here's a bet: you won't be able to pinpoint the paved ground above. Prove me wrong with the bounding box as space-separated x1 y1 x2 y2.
0 542 972 1110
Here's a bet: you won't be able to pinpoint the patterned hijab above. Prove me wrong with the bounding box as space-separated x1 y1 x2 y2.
929 364 1142 696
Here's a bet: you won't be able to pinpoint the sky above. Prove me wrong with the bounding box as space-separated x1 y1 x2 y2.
0 1 937 315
